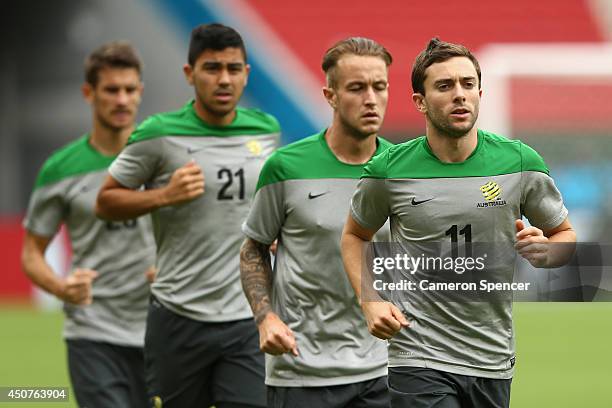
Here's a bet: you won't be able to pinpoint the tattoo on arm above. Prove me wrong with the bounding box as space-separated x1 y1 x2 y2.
240 238 273 325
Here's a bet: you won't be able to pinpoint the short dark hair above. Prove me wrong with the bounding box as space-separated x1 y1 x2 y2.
188 23 247 66
411 37 481 95
84 41 142 86
321 37 392 88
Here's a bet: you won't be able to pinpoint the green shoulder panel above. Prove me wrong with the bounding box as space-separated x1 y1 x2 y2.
255 148 286 191
378 130 548 179
378 137 394 151
128 101 280 145
236 106 281 134
256 131 393 190
127 114 166 145
518 141 549 174
34 135 114 189
255 133 321 190
362 136 425 179
477 130 549 175
362 140 394 179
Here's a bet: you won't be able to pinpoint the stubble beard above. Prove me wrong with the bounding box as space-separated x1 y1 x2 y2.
427 109 478 139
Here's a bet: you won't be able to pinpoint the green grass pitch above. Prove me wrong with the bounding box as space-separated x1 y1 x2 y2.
0 305 74 408
0 303 610 407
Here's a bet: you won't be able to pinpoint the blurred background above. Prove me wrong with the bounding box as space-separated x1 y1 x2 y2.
1 0 611 407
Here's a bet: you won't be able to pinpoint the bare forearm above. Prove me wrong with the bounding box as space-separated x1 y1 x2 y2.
239 238 273 325
21 248 64 297
548 229 576 244
341 215 381 303
341 231 366 301
546 228 577 267
96 187 166 221
22 232 97 305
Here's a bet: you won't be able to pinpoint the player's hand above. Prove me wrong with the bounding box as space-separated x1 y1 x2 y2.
161 160 205 206
361 301 409 340
270 240 278 256
144 265 157 283
515 219 549 267
58 269 98 305
257 312 298 356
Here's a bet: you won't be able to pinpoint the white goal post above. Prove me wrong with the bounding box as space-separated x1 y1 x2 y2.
477 43 612 138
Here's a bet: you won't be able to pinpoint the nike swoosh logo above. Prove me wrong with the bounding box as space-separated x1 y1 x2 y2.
187 146 205 154
411 197 434 205
308 192 329 199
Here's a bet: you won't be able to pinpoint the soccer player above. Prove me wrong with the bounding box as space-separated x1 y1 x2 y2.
240 37 392 408
341 38 576 408
95 24 279 408
21 41 154 408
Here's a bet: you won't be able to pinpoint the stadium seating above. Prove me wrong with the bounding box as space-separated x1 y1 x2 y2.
249 0 604 132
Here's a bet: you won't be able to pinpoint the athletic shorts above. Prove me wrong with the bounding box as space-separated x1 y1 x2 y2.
145 296 266 407
268 376 389 408
66 338 147 408
388 366 512 408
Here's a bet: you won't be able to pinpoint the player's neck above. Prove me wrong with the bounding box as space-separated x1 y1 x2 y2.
325 124 377 165
426 125 478 163
193 99 236 127
89 122 134 156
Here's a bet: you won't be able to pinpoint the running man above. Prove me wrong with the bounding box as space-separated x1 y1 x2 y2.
22 41 154 408
342 38 576 408
96 24 279 408
240 37 392 408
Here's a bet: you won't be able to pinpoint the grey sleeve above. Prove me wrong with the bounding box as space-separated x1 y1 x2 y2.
350 178 390 232
23 184 65 238
242 182 285 245
109 139 161 189
521 171 568 230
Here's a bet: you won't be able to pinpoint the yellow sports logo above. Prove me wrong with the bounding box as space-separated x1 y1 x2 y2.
246 140 262 156
480 181 502 201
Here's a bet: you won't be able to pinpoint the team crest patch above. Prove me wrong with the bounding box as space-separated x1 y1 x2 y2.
246 140 262 156
477 181 507 208
481 181 501 201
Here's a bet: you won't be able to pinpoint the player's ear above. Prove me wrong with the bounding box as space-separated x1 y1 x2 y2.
134 82 144 106
323 86 337 110
183 63 194 86
82 83 94 104
412 93 426 113
244 63 251 87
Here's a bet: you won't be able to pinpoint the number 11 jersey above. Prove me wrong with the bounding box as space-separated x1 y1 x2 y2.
351 129 568 379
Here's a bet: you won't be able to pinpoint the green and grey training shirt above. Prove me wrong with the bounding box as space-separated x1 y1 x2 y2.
24 135 155 346
109 100 279 322
351 129 568 379
243 130 391 386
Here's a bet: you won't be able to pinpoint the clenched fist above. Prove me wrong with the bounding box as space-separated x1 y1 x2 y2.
161 160 205 206
59 268 98 305
258 312 299 356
